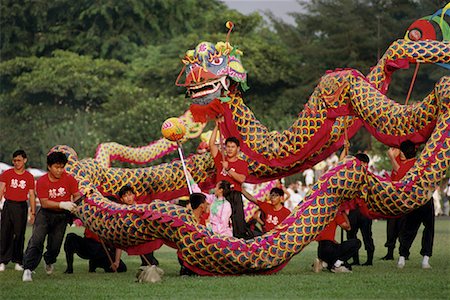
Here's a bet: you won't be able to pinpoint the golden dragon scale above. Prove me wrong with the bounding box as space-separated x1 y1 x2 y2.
54 36 449 275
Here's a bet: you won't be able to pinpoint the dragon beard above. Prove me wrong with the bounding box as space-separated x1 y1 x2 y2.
189 99 225 123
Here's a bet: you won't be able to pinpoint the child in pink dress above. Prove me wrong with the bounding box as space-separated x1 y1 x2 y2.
189 173 232 236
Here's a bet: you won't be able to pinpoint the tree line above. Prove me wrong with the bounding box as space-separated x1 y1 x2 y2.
0 0 447 169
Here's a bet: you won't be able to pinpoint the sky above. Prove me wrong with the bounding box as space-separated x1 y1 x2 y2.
222 0 303 24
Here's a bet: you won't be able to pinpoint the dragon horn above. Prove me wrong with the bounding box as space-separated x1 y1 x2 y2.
226 21 234 45
441 3 450 28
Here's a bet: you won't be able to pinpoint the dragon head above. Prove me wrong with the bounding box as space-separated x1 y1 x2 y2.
175 23 249 122
176 41 248 104
404 5 450 41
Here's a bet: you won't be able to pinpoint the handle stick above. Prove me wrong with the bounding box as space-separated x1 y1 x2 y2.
177 141 193 194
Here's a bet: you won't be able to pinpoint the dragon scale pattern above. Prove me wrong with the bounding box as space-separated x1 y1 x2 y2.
55 38 449 275
366 40 450 90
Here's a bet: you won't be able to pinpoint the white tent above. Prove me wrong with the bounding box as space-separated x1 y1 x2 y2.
0 163 45 178
0 162 12 172
27 168 46 178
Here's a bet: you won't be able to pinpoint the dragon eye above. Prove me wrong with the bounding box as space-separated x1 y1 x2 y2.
408 29 422 41
210 57 224 66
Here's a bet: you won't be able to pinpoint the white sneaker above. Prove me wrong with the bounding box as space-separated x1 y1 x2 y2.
15 263 24 271
397 256 405 269
0 263 5 271
422 262 432 269
22 269 33 282
45 263 54 275
331 265 352 273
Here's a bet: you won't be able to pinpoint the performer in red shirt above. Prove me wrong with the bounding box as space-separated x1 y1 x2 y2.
64 225 127 274
345 153 375 266
179 192 210 276
0 150 36 272
242 187 291 232
189 193 209 226
64 222 127 274
209 117 250 239
388 140 435 269
209 117 248 192
381 142 417 261
314 211 361 273
22 151 81 282
64 185 162 274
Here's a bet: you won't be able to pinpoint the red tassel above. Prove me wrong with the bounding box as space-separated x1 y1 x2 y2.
189 99 225 122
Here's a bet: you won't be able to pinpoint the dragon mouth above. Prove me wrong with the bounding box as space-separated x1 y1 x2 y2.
188 77 228 105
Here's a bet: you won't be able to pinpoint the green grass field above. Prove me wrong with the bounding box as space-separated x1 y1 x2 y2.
0 218 448 299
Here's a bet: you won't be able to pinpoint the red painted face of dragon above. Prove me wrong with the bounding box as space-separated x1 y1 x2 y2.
404 6 450 41
175 41 248 122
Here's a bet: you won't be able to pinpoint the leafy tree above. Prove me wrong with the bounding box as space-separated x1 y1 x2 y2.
0 51 127 166
0 0 232 61
1 50 126 108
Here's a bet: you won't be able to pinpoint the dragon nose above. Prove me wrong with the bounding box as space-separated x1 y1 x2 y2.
186 65 205 84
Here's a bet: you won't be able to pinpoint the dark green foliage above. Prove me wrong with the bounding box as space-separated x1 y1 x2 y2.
1 0 229 61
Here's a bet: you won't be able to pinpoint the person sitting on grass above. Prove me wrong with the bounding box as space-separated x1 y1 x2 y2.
313 210 361 273
63 187 133 274
117 185 159 267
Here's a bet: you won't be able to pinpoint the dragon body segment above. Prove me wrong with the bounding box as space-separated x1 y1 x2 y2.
94 110 205 168
209 40 449 182
57 14 449 275
66 102 449 274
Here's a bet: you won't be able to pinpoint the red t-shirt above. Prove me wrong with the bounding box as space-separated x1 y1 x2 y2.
257 201 291 232
36 172 78 203
391 155 416 181
0 168 35 201
213 152 249 192
199 212 209 226
84 228 101 243
316 213 346 243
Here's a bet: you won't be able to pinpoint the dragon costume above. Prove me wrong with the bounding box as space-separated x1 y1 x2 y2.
63 12 449 275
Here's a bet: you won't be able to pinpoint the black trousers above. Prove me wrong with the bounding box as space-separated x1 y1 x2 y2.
384 217 405 251
140 252 159 266
23 208 68 271
228 191 253 239
318 239 361 267
399 200 434 258
64 233 126 273
0 200 28 265
347 207 375 254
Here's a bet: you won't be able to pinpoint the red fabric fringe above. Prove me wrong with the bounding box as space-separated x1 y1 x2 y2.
381 59 410 94
189 99 225 123
126 239 164 255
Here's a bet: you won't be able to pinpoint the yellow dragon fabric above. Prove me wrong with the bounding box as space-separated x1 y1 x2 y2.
56 23 448 275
